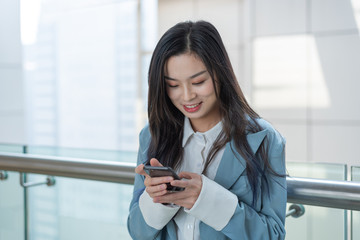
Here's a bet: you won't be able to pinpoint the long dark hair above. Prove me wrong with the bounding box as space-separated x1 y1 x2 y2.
147 21 276 205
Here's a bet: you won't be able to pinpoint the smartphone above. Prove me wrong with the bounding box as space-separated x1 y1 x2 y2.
143 165 185 192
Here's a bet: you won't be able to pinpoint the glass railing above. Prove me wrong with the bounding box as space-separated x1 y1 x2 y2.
352 166 360 240
25 145 137 163
0 144 25 240
0 144 137 240
26 175 133 239
286 162 347 240
25 144 138 240
1 144 360 240
0 143 26 153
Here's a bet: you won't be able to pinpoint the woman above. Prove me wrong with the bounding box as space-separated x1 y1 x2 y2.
127 20 286 240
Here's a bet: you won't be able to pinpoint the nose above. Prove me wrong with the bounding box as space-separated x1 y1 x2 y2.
183 85 196 101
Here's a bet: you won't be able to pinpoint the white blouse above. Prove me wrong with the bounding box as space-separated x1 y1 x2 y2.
139 117 238 240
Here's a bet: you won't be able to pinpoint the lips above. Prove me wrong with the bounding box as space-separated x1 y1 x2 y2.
183 102 202 113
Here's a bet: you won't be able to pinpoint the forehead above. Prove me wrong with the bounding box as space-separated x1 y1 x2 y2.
165 53 207 78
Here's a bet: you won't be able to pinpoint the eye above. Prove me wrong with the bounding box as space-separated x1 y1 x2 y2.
193 80 205 85
167 84 178 88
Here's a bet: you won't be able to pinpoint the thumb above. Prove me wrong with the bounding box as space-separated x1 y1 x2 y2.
150 158 163 167
135 164 147 176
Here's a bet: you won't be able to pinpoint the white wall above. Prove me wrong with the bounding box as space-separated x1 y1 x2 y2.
158 0 249 94
251 0 360 167
0 0 25 144
158 0 360 167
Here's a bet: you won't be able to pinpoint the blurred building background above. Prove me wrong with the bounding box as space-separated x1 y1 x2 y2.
1 0 360 239
2 0 360 165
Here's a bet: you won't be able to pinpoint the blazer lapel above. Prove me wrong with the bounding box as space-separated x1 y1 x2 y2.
165 220 177 240
214 129 268 189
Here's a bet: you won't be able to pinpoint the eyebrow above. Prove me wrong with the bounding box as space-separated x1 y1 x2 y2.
164 70 207 81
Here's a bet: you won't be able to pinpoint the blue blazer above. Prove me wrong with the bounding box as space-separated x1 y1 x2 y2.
128 119 287 240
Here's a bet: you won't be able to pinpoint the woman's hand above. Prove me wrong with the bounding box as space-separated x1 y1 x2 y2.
135 158 174 199
153 172 202 209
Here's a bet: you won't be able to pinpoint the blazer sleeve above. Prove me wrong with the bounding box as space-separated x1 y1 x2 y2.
127 127 165 240
219 128 287 240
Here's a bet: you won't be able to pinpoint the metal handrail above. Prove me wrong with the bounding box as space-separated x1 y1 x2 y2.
1 152 360 211
0 152 136 184
287 177 360 211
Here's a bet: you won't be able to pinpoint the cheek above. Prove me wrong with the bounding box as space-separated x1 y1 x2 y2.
201 83 216 97
166 88 179 103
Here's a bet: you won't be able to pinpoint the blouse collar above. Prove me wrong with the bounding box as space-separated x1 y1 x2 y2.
182 117 223 147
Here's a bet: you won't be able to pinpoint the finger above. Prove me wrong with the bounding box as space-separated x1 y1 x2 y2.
173 197 198 209
135 164 147 176
148 176 174 186
155 191 198 209
170 179 188 188
149 189 168 198
146 183 168 195
155 192 194 207
150 158 163 167
178 171 198 179
153 192 184 203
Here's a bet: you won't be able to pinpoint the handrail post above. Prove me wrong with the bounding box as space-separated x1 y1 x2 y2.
20 173 56 188
286 204 305 218
0 170 8 180
23 146 28 240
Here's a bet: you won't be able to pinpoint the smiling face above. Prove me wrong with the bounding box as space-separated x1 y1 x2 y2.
164 53 221 132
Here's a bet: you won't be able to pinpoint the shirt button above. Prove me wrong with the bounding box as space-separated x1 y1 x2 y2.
187 224 193 230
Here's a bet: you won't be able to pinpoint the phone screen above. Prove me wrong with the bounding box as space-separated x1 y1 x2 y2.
143 166 184 192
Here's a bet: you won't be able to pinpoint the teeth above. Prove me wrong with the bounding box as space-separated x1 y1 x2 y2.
186 103 199 108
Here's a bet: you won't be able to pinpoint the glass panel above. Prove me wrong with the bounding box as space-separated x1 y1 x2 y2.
23 146 136 239
352 166 360 240
352 166 360 182
27 174 132 240
286 162 346 180
26 145 137 163
285 162 346 240
0 144 25 240
0 171 25 240
0 143 25 153
1 144 136 239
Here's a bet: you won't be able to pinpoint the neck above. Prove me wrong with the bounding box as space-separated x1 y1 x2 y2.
189 117 221 132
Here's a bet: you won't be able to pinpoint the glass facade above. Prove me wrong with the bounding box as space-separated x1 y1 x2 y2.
22 0 156 152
